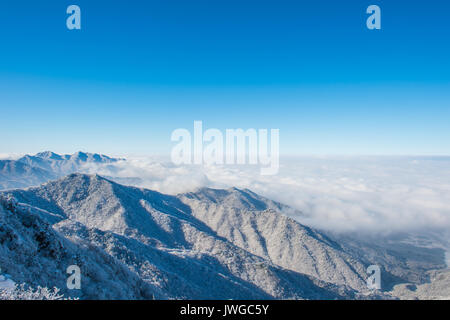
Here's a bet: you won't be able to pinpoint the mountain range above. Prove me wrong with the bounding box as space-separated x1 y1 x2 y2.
0 152 448 299
1 173 367 299
0 151 121 190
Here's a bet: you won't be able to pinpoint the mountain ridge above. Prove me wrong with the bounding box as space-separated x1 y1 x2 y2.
0 151 123 190
179 186 368 290
1 173 367 299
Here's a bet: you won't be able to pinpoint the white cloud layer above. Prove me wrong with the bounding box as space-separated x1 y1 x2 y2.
81 156 450 233
0 153 23 160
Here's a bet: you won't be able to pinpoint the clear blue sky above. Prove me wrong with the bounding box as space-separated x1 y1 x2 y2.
0 0 449 156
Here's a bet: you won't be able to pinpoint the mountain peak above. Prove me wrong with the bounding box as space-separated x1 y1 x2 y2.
186 186 277 212
35 151 64 160
58 172 113 185
69 151 122 163
71 151 88 161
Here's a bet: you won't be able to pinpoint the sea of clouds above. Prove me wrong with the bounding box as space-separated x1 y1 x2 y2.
0 153 23 160
81 155 450 234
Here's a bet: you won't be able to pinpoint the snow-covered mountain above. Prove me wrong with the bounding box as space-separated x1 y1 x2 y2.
0 160 56 190
0 152 122 190
0 153 447 299
1 173 376 299
180 188 449 293
180 188 368 290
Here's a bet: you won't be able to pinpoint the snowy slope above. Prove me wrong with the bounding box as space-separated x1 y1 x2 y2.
179 188 368 290
0 197 160 299
179 188 449 293
0 160 57 190
1 174 363 300
389 268 450 300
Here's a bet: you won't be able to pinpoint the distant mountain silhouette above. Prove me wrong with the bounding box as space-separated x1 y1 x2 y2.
0 151 122 190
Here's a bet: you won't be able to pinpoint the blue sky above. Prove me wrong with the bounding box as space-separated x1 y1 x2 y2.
0 0 449 156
